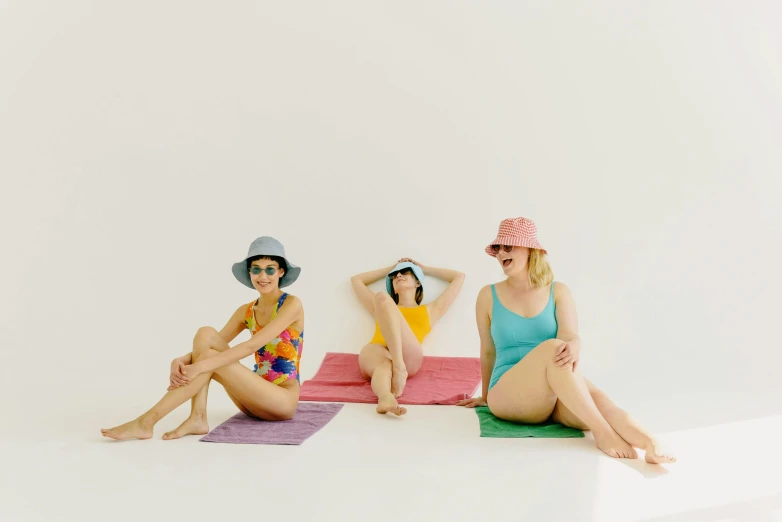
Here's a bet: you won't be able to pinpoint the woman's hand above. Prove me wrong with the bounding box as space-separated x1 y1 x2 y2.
168 361 204 390
169 357 191 389
456 396 488 408
184 362 204 380
398 257 425 270
554 341 581 371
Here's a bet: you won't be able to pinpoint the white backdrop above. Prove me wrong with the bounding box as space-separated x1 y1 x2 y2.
2 1 781 436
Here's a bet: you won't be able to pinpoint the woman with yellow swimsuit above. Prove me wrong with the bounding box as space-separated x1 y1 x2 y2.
351 258 465 416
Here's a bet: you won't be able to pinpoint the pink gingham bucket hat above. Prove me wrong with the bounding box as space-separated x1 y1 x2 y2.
485 217 547 256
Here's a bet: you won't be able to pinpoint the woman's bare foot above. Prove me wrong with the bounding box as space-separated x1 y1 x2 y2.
391 365 408 398
101 417 153 441
643 439 676 464
162 414 209 440
598 404 675 463
377 393 407 416
593 427 638 459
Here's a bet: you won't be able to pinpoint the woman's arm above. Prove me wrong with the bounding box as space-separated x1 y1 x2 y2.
350 264 395 315
456 285 495 407
194 296 304 374
218 304 250 343
397 258 465 324
476 285 497 399
553 282 582 368
174 305 247 365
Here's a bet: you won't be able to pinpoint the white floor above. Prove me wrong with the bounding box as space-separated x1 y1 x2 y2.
2 395 782 522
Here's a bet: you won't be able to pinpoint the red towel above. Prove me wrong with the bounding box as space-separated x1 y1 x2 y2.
299 352 481 405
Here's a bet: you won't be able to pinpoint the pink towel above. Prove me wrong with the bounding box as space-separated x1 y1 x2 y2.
299 352 481 405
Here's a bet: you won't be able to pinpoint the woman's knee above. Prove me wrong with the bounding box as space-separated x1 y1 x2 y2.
533 339 566 365
373 292 393 310
193 327 221 355
538 338 563 353
194 326 219 345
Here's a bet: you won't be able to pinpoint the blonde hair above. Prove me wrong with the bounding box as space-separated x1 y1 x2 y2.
528 249 554 288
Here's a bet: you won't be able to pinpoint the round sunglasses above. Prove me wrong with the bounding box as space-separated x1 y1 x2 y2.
490 244 515 254
250 266 280 276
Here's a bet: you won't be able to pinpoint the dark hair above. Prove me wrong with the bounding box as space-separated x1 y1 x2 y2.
390 275 424 305
246 255 287 276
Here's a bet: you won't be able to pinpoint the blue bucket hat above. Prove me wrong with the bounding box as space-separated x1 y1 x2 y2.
386 261 425 295
232 236 301 289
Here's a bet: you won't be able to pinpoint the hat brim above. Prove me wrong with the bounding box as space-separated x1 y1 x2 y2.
386 262 425 295
485 236 547 257
232 260 301 289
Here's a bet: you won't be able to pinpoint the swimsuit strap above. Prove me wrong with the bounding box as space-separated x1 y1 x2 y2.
272 292 289 319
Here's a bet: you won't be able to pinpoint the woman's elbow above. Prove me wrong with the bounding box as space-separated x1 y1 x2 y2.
480 345 495 357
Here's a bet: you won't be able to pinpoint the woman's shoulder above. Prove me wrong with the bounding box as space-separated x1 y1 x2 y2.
478 281 501 297
226 302 253 325
236 301 254 314
552 281 571 300
280 293 303 309
476 284 496 308
483 281 502 291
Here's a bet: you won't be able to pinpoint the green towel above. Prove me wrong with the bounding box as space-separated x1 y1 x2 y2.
475 407 585 438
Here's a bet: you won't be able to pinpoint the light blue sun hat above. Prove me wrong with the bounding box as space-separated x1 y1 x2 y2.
385 261 425 295
231 236 301 289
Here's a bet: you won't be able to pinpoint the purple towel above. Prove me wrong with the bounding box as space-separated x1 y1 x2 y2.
200 403 344 445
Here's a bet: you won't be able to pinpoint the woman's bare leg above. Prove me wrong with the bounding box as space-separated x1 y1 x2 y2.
100 371 214 440
100 327 221 440
162 327 226 439
373 292 423 397
164 328 268 439
355 294 424 416
359 344 406 416
551 380 675 463
101 344 298 441
488 339 636 458
161 327 251 439
207 355 299 421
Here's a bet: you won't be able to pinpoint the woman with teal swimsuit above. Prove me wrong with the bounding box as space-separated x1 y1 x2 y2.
458 217 675 464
